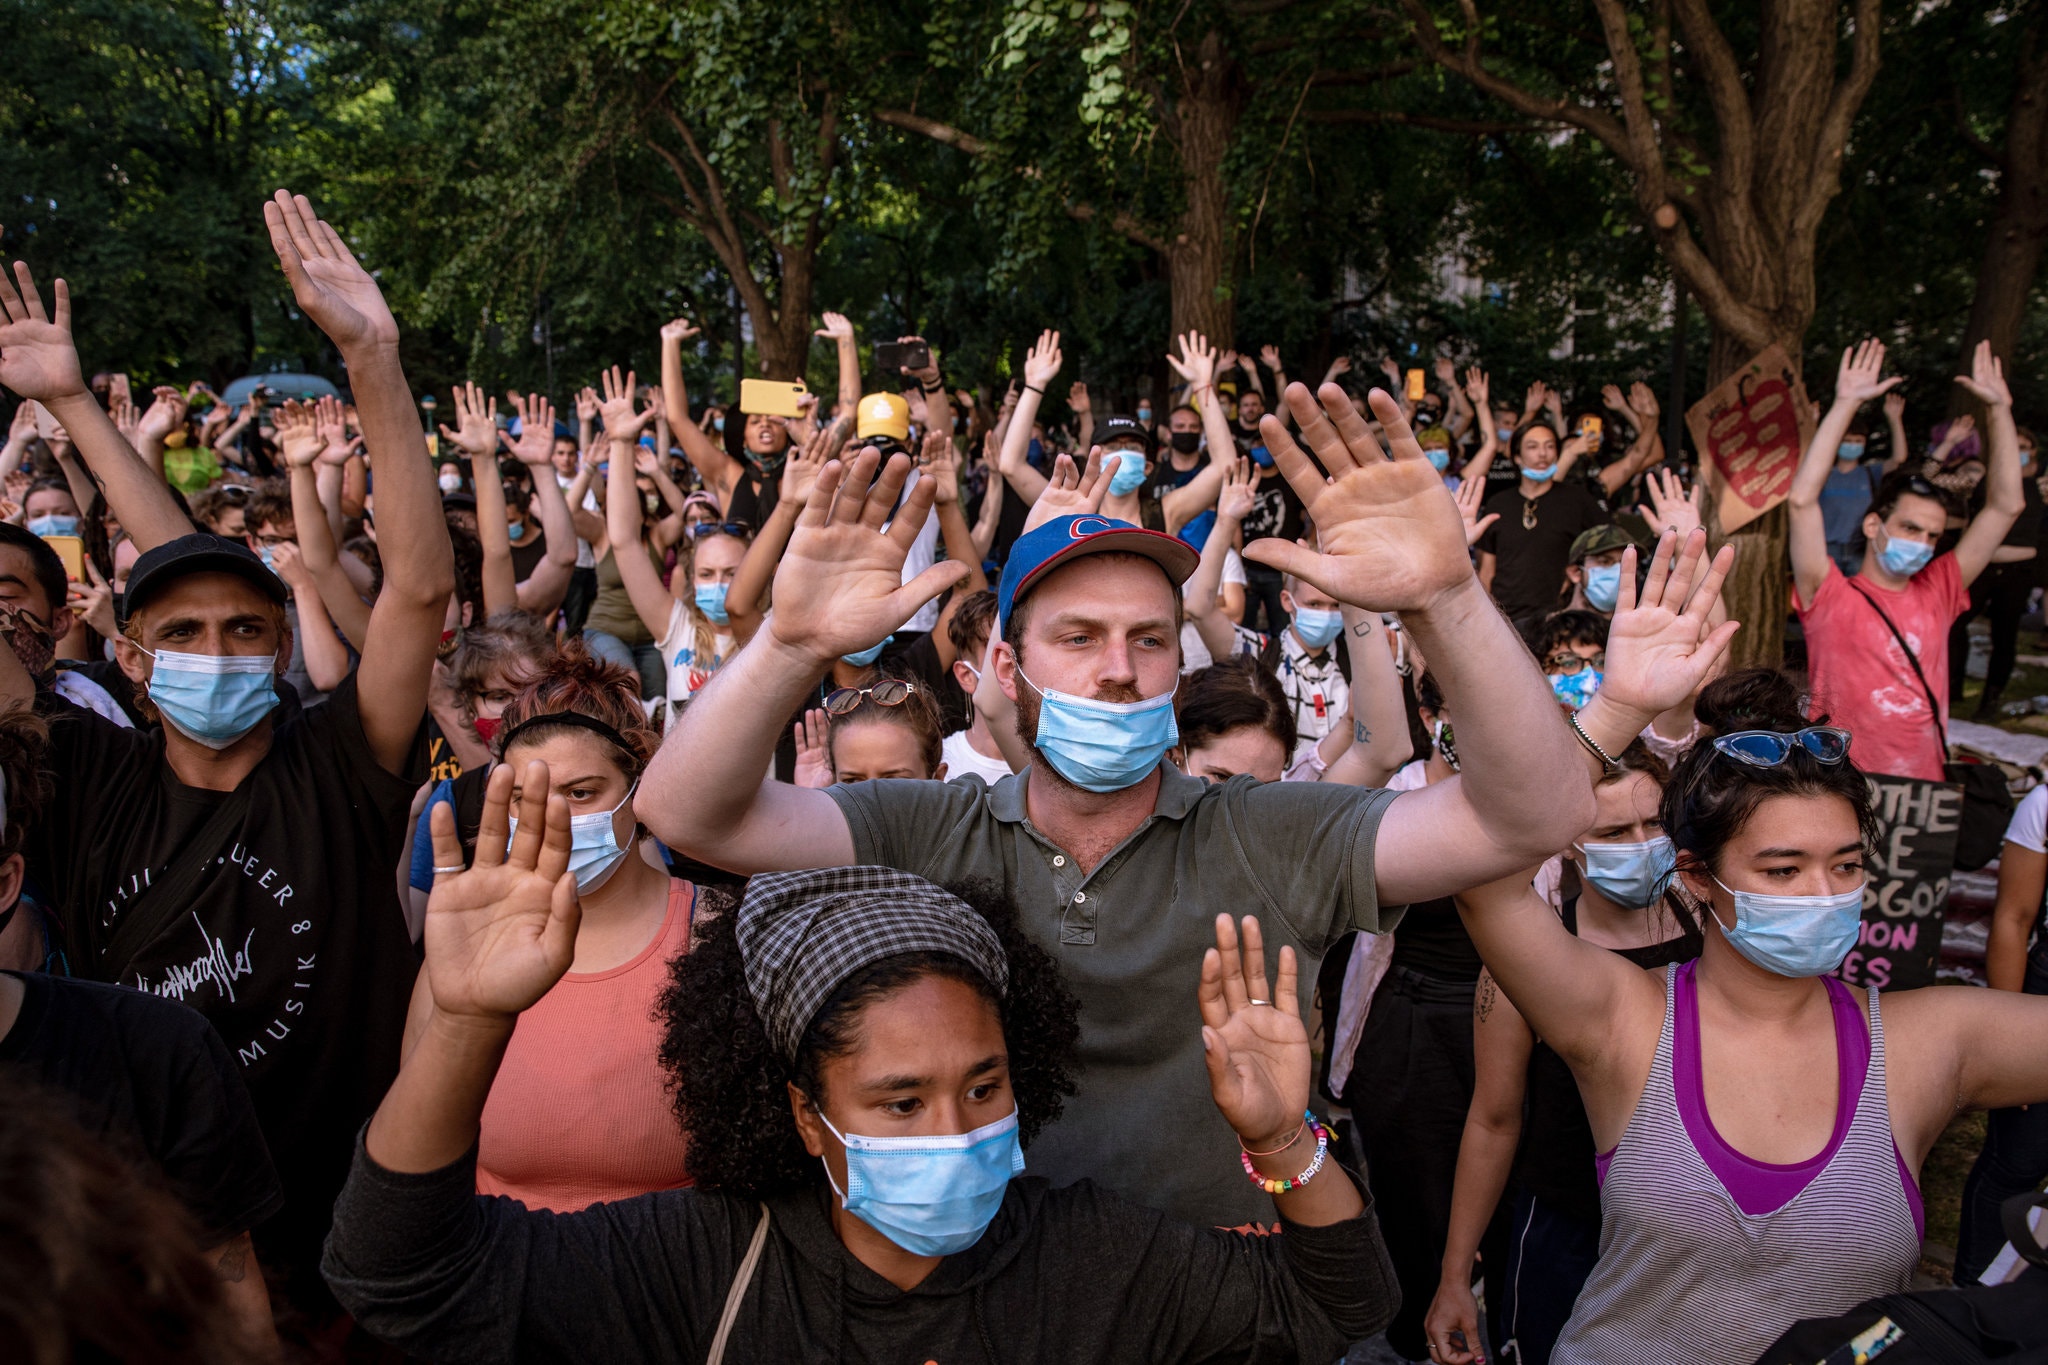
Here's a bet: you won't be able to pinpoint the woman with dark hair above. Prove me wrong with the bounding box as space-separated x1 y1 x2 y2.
398 641 693 1213
1425 741 1701 1365
1446 665 2048 1365
1174 655 1297 784
325 768 1398 1361
1477 422 1609 644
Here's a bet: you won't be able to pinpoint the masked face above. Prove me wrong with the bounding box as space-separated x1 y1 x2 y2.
124 576 284 748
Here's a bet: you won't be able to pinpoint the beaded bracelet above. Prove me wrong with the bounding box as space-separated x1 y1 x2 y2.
1240 1110 1330 1194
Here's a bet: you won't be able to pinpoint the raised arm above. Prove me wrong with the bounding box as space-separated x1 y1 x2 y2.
273 542 352 691
0 263 193 548
1951 342 2023 588
970 431 1005 563
724 425 831 642
504 392 577 614
920 432 989 595
1317 607 1414 788
1160 333 1239 533
996 331 1062 507
1186 460 1254 664
266 190 454 775
660 318 736 493
1593 383 1664 497
816 311 860 417
1455 368 1496 482
440 383 517 617
1883 391 1910 473
132 385 188 478
595 368 676 641
639 448 968 872
1790 340 1901 606
277 400 373 649
1247 383 1597 902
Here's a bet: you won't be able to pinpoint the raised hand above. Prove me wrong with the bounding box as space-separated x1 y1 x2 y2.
1522 380 1548 418
1883 390 1906 423
921 431 961 506
1380 355 1403 389
436 383 497 460
1245 384 1476 613
814 311 854 344
0 261 86 403
313 394 353 466
1022 330 1063 391
136 386 188 446
1323 355 1354 386
792 709 833 789
1217 456 1256 523
898 334 940 385
1263 345 1286 373
108 391 139 443
1464 366 1491 413
263 190 398 352
506 391 557 466
6 399 34 445
1067 380 1091 415
1454 471 1498 545
1197 914 1309 1154
268 538 312 591
904 387 929 431
72 558 115 642
769 447 967 662
1022 450 1110 534
1955 339 2013 408
1601 383 1630 415
595 367 653 446
1628 381 1660 421
780 425 831 508
1217 349 1241 374
1597 529 1741 721
1834 338 1903 406
660 317 701 345
1166 331 1217 392
1636 468 1702 540
574 386 599 425
274 399 325 469
1433 354 1456 389
423 762 580 1023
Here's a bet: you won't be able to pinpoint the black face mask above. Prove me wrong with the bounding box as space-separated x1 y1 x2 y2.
1169 430 1201 455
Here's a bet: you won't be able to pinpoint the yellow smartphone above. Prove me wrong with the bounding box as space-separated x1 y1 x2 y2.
1580 414 1604 451
1405 368 1426 401
41 533 84 583
740 378 811 418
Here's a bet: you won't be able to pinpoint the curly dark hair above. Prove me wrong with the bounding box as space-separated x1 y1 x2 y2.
658 878 1080 1199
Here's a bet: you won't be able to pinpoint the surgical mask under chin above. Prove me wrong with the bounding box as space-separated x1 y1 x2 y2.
1107 450 1148 496
1549 668 1602 709
508 782 637 895
842 637 891 667
26 515 78 538
141 648 279 749
1876 528 1934 578
694 582 731 625
1709 875 1864 978
437 472 463 494
1021 668 1178 793
1521 464 1557 484
1292 607 1342 649
1583 562 1622 613
820 1108 1023 1258
508 520 529 543
1578 835 1675 910
1837 441 1866 463
1425 447 1450 472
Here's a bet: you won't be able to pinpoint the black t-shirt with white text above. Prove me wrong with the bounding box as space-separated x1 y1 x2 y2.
1241 470 1306 551
1 970 283 1245
28 673 424 1274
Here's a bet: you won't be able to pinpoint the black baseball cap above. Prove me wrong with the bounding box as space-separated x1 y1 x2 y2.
119 533 286 629
1093 414 1155 455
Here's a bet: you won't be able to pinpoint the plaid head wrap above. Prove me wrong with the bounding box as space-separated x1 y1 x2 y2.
736 867 1010 1063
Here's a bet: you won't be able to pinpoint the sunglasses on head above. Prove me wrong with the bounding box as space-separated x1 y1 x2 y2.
688 520 752 540
824 679 914 715
1711 726 1852 768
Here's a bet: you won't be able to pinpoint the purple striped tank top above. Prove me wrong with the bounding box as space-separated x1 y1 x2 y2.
1553 961 1922 1365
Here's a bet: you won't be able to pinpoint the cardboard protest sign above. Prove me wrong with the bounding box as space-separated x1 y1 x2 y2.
1837 773 1960 992
1684 345 1815 535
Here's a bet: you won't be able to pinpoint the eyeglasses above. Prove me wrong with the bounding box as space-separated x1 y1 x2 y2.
1544 652 1605 675
824 679 914 715
688 520 752 540
1712 726 1852 768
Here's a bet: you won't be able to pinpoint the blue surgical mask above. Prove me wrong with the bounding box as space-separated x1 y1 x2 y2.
1876 528 1933 578
1710 875 1864 978
694 583 730 625
1578 835 1676 910
1522 464 1557 484
1137 406 1153 423
1021 668 1178 792
1498 427 1515 442
713 416 725 433
140 648 279 749
509 781 637 895
26 515 78 538
842 637 891 667
820 1107 1023 1258
1584 562 1622 613
257 545 276 572
1107 450 1147 496
1837 441 1866 462
1251 445 1275 469
1425 447 1450 472
1292 607 1342 649
1549 668 1601 709
508 520 528 542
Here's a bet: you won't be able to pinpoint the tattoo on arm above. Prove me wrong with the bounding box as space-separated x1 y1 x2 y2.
215 1235 250 1284
1476 973 1497 1024
1354 719 1370 745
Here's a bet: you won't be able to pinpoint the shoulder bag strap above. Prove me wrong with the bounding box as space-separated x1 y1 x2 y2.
706 1202 771 1365
99 786 253 981
1844 578 1949 755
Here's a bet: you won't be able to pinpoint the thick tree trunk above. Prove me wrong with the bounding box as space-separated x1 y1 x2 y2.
1956 33 2048 414
754 251 817 382
1165 31 1242 347
1702 324 1803 673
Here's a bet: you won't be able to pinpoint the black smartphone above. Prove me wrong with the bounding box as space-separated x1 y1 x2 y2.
875 340 931 374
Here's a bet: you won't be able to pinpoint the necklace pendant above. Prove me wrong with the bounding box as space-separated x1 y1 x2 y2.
1522 499 1538 530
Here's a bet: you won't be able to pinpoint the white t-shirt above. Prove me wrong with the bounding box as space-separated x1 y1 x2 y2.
941 728 1014 786
1274 628 1349 759
658 600 733 727
1179 552 1257 674
2006 786 2048 853
558 472 599 570
893 470 942 634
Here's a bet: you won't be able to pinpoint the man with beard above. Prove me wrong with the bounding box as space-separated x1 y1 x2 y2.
638 382 1721 1233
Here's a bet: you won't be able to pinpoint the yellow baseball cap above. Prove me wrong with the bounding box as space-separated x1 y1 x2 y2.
857 392 910 442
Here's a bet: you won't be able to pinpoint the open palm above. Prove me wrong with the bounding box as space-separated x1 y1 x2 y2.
264 191 399 352
0 262 85 403
423 762 580 1022
1245 384 1474 612
1022 450 1109 533
1197 915 1309 1150
507 392 558 465
1600 528 1742 718
438 382 498 459
596 366 653 446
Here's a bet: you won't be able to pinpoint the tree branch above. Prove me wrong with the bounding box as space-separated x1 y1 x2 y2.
1667 0 1755 195
1396 0 1633 157
1952 86 2009 170
873 107 991 155
1302 109 1548 135
1795 0 1882 245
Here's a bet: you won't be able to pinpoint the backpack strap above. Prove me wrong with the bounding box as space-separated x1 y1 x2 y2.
98 785 253 981
707 1203 771 1365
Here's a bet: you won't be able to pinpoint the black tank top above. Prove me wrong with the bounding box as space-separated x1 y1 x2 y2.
1510 894 1700 1223
725 467 778 530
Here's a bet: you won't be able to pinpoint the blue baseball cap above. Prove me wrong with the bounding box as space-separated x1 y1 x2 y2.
996 515 1200 633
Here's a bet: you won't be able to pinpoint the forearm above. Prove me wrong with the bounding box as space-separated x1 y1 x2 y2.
727 499 795 624
293 583 352 692
1342 610 1414 782
998 390 1050 504
209 1234 278 1361
365 1009 513 1174
1792 399 1862 507
1256 1120 1365 1228
836 338 860 413
1983 402 2024 517
468 454 518 616
315 463 348 550
935 501 987 593
1458 431 1495 482
0 432 29 479
41 395 190 546
1887 412 1910 470
971 470 1004 561
1439 1118 1518 1277
529 464 579 569
1185 513 1239 617
350 348 452 607
1987 916 2031 993
52 448 100 520
290 465 338 571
